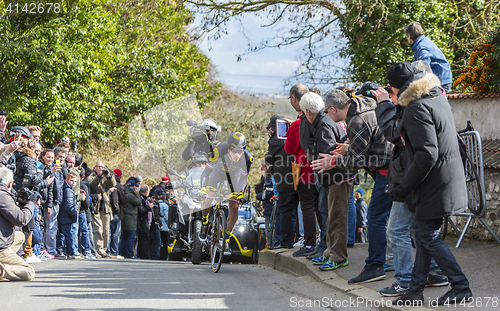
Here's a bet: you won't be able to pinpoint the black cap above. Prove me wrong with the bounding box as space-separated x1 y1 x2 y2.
9 126 32 139
387 62 417 89
354 82 381 98
267 114 285 132
153 188 166 197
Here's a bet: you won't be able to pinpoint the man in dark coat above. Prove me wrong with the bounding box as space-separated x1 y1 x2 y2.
382 62 471 306
265 114 298 249
120 180 141 258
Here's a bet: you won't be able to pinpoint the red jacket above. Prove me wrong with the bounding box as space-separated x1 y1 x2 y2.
284 118 315 183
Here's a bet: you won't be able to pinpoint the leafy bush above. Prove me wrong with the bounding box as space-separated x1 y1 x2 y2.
453 24 500 93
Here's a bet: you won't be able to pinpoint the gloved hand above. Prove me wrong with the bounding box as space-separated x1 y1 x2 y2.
237 198 247 204
390 184 408 202
198 187 207 200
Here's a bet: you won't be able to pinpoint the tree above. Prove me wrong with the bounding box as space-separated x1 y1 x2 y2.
188 0 500 87
0 0 217 144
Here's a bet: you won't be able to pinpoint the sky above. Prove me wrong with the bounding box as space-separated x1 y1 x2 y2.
194 14 304 95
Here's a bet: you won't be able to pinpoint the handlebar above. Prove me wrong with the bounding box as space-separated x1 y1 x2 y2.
458 120 474 134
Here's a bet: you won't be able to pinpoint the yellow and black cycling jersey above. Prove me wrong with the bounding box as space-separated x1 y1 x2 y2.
200 142 253 195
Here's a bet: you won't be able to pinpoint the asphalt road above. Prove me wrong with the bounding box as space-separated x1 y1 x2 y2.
0 259 386 311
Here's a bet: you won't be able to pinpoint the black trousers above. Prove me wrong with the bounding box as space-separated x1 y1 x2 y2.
297 183 318 247
160 231 169 260
137 231 150 259
278 190 299 248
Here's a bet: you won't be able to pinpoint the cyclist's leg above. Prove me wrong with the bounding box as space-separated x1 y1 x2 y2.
202 190 215 217
227 199 239 233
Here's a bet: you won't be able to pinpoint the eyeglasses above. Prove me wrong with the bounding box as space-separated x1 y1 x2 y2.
230 148 244 155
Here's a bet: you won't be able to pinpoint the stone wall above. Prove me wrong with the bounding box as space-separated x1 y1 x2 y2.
448 95 500 140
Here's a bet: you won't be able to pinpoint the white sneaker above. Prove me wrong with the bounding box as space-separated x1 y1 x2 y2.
116 255 124 259
40 250 55 260
293 237 305 248
26 254 42 263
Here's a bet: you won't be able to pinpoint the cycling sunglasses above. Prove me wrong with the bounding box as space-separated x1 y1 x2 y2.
230 147 245 155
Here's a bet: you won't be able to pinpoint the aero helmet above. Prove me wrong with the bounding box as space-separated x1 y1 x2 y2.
228 132 247 149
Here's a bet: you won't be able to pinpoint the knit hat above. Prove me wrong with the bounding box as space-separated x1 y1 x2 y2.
387 62 417 89
162 176 169 182
355 188 364 196
113 169 122 177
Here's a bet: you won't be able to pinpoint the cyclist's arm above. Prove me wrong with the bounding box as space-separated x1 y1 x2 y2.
200 162 214 190
233 150 253 199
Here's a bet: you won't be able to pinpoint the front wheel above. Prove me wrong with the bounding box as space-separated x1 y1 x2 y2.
210 209 226 273
191 220 203 264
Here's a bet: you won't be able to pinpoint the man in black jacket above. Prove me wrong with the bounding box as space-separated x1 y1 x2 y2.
380 62 471 306
265 114 298 249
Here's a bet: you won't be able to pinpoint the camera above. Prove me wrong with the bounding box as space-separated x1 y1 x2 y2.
0 109 7 116
23 174 38 188
103 170 109 175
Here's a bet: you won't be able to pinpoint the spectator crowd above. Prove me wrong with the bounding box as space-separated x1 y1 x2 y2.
0 121 173 282
0 20 472 308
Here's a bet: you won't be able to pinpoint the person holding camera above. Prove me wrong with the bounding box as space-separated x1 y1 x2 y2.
182 119 219 164
89 161 116 258
0 166 36 281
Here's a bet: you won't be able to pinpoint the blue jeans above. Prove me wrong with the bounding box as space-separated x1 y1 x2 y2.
44 204 59 255
410 218 469 290
348 188 356 245
315 181 329 249
387 201 413 286
365 173 392 269
60 222 78 256
108 215 121 256
78 212 91 255
121 230 136 258
410 214 446 278
297 203 304 238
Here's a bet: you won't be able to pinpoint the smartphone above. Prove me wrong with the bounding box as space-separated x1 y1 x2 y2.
276 119 289 140
0 109 7 116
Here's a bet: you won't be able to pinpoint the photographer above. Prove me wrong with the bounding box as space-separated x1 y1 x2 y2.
89 161 116 258
0 166 36 281
182 119 219 163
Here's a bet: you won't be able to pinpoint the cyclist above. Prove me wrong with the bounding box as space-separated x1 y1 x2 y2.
182 119 220 164
198 132 253 252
